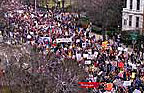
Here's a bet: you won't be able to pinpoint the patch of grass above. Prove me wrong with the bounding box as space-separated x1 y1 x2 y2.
1 86 11 93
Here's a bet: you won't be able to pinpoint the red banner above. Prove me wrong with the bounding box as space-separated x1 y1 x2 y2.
78 82 102 88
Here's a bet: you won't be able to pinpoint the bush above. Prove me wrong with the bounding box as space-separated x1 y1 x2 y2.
91 26 102 35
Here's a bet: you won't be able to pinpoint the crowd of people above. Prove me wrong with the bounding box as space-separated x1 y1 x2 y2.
1 4 144 93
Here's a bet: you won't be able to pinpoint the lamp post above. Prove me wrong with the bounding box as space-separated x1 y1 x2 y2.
62 0 65 12
142 7 144 35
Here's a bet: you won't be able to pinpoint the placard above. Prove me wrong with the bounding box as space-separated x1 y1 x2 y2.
82 43 86 48
131 64 137 70
123 81 131 87
83 54 88 58
94 51 98 57
85 60 91 65
76 39 80 43
40 37 51 41
118 47 123 51
88 49 92 55
102 41 108 48
17 10 24 14
87 55 93 60
76 54 81 61
132 72 136 79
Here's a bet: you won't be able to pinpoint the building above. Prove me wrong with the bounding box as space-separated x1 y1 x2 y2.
122 0 144 34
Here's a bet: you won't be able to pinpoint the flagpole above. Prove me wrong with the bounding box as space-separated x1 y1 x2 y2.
143 9 144 35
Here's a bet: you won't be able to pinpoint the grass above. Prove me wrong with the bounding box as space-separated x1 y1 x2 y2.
1 86 11 93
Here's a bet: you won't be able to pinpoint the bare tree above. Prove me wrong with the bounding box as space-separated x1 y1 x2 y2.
0 44 87 93
72 0 124 30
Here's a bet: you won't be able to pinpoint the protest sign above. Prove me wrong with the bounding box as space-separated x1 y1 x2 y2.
40 37 51 42
17 10 24 14
83 54 89 58
76 39 80 43
88 49 92 55
131 64 137 70
85 60 91 65
30 31 34 35
94 51 98 57
123 81 131 87
82 43 86 48
102 41 108 48
87 55 94 60
76 54 81 61
118 47 123 51
132 72 136 79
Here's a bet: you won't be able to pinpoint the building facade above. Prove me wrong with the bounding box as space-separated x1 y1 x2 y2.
122 0 144 34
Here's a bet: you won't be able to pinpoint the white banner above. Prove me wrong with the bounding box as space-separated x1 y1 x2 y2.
56 38 72 43
40 37 51 41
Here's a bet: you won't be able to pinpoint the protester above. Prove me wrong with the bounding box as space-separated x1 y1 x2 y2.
2 4 144 92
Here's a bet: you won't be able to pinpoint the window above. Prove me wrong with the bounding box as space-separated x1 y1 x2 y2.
137 0 140 10
124 19 127 25
136 17 139 28
130 0 133 9
129 15 132 27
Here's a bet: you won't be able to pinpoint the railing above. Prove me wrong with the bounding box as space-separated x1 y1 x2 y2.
123 8 143 14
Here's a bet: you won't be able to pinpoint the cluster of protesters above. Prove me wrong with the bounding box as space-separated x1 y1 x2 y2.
1 4 144 93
